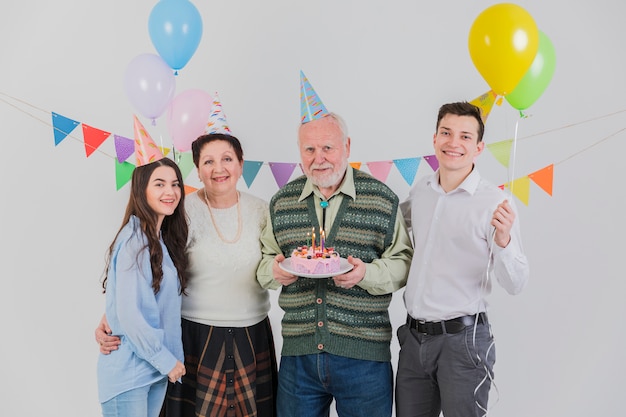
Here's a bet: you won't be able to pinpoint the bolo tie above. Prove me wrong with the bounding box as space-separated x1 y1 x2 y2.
320 200 329 232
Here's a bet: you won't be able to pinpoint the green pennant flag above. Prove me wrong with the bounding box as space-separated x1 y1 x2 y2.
486 139 513 167
175 152 195 180
115 160 135 190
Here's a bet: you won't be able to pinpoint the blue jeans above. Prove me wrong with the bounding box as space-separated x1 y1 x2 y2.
277 353 393 417
101 378 168 417
395 322 496 417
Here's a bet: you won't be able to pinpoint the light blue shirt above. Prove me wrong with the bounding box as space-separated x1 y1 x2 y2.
97 215 183 403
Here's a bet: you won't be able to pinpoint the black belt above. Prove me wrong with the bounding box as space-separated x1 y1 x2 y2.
407 313 488 335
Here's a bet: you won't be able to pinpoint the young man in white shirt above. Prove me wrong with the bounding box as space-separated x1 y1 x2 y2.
396 101 529 417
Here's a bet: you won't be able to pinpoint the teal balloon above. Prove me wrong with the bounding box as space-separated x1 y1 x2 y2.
148 0 203 72
505 31 556 110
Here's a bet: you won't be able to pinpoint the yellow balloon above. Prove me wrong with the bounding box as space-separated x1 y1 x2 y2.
468 3 539 96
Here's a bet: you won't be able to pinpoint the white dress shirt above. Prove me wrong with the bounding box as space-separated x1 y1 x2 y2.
401 168 529 322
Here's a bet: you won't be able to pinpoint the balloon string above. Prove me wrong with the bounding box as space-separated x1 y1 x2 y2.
508 113 529 198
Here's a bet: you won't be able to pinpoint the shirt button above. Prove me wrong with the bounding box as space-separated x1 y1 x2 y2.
227 328 233 334
316 298 323 304
317 321 324 327
317 343 324 350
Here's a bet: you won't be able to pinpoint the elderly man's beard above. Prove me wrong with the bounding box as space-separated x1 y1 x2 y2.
308 159 348 189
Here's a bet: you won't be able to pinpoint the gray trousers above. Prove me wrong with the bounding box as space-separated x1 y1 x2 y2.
395 321 496 417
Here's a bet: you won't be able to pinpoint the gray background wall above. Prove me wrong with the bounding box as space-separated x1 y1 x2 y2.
1 1 624 416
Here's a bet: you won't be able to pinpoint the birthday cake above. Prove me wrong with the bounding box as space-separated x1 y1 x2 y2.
290 246 341 275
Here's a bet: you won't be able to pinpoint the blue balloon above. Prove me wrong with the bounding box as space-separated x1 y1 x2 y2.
148 0 203 72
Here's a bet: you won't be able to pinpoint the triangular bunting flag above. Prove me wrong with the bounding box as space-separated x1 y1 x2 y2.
160 147 172 158
349 162 361 170
184 185 198 195
115 160 135 190
505 176 531 206
486 139 513 167
51 112 80 146
269 162 297 188
175 152 195 180
528 164 554 196
243 160 263 188
114 134 134 163
82 124 111 158
366 161 393 183
469 90 497 123
423 155 439 172
394 157 421 186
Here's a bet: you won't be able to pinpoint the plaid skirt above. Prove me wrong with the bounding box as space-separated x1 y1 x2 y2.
162 317 278 417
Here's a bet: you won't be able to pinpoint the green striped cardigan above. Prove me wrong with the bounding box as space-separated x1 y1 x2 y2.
270 170 399 361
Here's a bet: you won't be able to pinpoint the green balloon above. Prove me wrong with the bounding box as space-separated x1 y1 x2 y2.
505 31 556 110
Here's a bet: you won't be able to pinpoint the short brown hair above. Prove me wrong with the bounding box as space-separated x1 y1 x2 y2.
436 102 485 143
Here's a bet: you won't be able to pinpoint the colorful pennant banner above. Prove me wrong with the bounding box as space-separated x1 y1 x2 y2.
4 92 622 206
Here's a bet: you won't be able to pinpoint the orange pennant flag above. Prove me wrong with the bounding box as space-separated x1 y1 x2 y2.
528 164 554 196
350 162 361 170
82 124 111 157
184 185 198 195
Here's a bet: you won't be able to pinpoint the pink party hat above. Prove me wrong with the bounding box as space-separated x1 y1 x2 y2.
300 71 329 123
205 92 232 134
133 115 164 166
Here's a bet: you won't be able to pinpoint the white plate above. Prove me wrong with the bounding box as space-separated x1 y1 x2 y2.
279 257 353 279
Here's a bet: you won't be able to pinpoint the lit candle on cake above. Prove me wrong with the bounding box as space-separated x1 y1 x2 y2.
311 227 315 252
321 229 325 252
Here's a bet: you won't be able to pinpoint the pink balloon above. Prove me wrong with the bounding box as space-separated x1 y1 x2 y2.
167 89 213 152
124 54 176 122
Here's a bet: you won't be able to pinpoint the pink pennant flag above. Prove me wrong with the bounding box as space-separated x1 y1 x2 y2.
269 162 297 188
423 155 439 172
366 161 393 183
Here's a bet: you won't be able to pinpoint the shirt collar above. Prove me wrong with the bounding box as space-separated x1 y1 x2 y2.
428 166 481 195
298 165 356 202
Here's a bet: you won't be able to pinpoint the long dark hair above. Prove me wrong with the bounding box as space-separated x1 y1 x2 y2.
102 158 188 295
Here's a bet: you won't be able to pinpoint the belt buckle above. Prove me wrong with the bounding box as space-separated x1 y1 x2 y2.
417 319 427 334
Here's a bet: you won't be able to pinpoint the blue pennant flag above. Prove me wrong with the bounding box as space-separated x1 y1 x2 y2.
393 157 421 186
242 160 263 188
52 112 80 146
